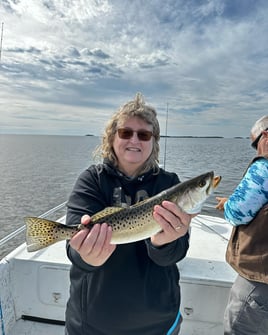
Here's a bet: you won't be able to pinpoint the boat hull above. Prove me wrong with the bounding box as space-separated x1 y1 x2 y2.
0 214 236 335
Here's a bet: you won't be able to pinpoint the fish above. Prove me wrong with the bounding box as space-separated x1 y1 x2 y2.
25 171 221 252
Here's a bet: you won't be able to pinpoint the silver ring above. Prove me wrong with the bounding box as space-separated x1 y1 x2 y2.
175 225 181 231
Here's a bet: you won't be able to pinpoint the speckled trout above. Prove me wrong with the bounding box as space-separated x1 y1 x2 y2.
25 171 221 252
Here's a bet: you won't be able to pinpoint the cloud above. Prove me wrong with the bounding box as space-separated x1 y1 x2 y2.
1 0 268 136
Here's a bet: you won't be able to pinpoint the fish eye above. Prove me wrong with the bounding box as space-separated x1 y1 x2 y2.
199 180 206 188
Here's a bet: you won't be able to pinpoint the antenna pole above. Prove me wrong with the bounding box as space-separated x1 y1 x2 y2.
163 102 169 170
0 22 3 62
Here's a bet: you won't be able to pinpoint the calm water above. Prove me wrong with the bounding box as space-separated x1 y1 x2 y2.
0 135 254 259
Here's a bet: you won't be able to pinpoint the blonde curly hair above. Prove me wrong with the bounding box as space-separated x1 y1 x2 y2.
94 93 160 176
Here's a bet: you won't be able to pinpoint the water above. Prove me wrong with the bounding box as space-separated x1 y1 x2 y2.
0 135 254 259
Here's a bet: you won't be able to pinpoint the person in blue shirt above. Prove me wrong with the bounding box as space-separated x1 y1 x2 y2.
216 115 268 335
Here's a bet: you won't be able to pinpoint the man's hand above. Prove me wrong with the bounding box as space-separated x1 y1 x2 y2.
215 197 228 211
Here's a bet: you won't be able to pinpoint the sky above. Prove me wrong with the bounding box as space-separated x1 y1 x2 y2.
1 0 268 137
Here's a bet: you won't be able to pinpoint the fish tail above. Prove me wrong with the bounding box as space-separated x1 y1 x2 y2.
24 217 75 252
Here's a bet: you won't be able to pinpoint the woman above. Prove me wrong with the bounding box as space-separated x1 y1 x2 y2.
65 93 192 335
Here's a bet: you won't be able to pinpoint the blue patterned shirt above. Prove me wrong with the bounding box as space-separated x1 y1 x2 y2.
224 158 268 226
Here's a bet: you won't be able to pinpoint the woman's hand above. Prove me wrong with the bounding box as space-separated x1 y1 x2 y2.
70 215 116 266
215 197 228 211
151 201 193 247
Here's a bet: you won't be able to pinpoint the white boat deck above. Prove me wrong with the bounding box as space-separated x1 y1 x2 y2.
0 214 236 335
179 215 236 334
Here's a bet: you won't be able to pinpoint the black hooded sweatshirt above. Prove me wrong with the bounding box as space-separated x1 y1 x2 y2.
65 161 189 335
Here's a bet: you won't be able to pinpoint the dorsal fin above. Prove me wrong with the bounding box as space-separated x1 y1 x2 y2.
91 206 124 222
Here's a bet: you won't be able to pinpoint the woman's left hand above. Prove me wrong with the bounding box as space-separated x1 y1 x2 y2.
151 201 193 247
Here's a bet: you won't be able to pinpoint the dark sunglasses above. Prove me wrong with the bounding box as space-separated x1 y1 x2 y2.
117 128 153 141
251 128 268 149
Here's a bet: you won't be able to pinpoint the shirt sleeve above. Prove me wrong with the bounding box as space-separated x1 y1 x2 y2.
145 233 189 266
224 158 268 225
65 167 107 272
66 167 106 226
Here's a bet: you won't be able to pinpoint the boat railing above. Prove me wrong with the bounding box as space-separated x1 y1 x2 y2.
0 201 67 248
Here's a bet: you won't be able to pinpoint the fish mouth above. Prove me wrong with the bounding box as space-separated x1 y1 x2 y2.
213 175 221 188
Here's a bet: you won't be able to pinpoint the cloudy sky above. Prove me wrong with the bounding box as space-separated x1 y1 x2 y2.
1 0 268 137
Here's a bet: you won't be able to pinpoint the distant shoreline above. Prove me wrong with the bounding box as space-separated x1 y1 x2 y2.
84 134 249 139
1 134 249 139
160 136 250 139
160 135 224 138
